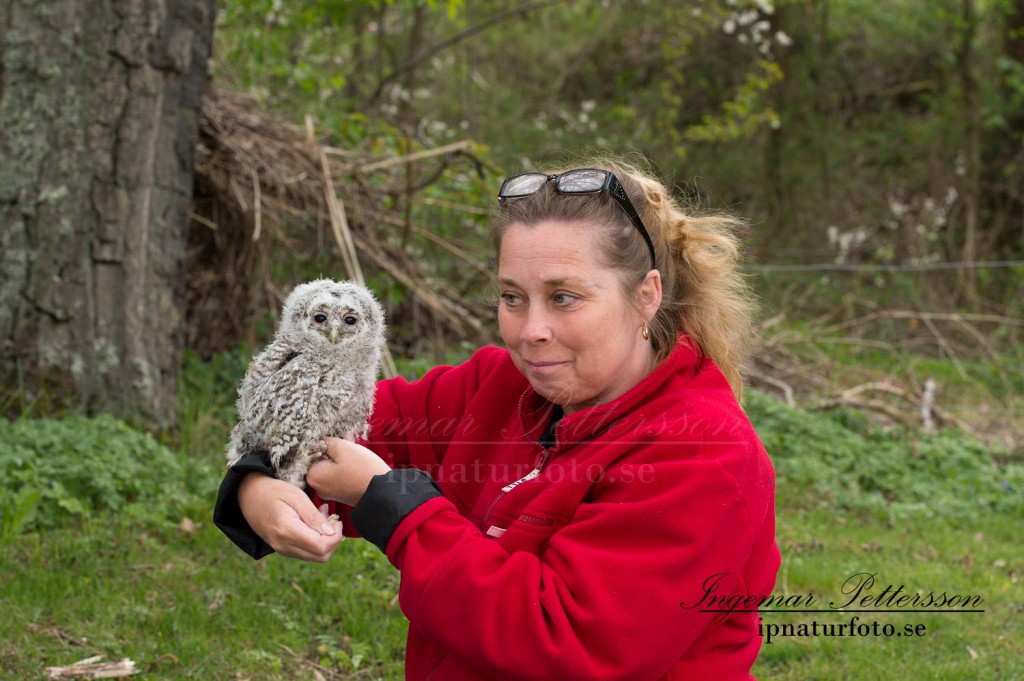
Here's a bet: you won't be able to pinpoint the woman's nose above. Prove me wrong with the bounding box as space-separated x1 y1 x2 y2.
521 306 553 343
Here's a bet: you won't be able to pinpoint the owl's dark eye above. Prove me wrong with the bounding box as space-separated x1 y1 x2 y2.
343 315 358 326
313 314 328 323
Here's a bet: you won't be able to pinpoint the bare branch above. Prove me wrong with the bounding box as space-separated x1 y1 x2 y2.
368 0 563 103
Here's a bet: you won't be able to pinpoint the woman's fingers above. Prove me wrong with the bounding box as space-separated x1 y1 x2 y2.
238 473 344 562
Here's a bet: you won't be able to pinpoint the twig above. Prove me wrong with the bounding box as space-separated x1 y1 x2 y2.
919 315 969 380
188 211 219 231
306 116 363 283
250 165 262 241
948 315 1014 396
275 643 341 680
27 623 87 648
758 312 787 333
840 380 913 403
367 210 491 277
349 231 487 339
790 335 898 351
331 140 473 175
412 195 492 215
745 370 796 407
830 309 1024 331
305 117 398 379
814 397 915 427
367 0 563 102
45 656 137 679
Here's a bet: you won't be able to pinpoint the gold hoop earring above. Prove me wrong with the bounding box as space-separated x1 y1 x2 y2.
641 324 650 341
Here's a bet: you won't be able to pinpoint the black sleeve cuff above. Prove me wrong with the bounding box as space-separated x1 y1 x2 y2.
350 468 443 554
212 451 277 560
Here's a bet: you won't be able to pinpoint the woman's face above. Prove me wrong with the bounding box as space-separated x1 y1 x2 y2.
497 220 660 415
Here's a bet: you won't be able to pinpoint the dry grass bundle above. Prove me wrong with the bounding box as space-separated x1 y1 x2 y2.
186 87 496 365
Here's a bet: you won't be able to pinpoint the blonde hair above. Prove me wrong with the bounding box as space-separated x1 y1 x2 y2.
492 156 756 399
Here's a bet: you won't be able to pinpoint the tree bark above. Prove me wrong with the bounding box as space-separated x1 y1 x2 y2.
956 0 981 301
994 0 1024 258
0 0 216 428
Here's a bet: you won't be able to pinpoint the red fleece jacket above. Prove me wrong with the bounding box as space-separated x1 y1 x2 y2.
360 340 780 680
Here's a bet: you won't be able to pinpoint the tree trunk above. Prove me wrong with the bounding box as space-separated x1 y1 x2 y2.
956 0 981 302
0 0 216 428
764 1 792 241
994 0 1024 258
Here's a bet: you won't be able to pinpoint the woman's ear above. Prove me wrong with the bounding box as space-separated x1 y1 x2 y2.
638 269 662 320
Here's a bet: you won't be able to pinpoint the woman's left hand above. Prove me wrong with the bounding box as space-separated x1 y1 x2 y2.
306 436 391 506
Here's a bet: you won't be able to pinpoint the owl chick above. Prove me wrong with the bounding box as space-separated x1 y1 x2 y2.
226 279 386 488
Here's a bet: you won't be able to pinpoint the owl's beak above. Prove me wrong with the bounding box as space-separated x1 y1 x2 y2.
329 324 341 343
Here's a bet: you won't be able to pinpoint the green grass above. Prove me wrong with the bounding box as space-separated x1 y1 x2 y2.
0 516 404 679
1 351 1021 679
2 480 1018 679
751 507 1022 680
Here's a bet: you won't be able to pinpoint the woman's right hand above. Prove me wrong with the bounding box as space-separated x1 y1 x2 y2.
238 473 345 562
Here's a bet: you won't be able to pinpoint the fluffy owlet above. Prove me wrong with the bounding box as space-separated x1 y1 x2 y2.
226 279 386 488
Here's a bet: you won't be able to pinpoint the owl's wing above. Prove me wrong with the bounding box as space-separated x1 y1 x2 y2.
237 340 298 415
237 341 323 450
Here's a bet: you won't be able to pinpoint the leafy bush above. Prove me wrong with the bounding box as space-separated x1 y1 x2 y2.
175 348 248 461
744 390 1024 521
0 414 189 539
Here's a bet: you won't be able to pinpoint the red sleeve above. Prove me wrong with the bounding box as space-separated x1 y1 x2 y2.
365 346 506 472
330 347 508 539
383 442 772 679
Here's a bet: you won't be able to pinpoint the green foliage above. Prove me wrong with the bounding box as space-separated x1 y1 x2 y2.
174 348 248 461
314 633 373 672
744 389 1024 521
0 487 40 544
0 415 190 539
685 60 783 143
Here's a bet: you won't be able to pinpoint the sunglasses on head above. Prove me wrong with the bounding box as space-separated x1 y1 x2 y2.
497 168 657 270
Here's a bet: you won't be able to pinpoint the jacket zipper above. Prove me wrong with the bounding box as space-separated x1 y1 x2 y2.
480 447 550 532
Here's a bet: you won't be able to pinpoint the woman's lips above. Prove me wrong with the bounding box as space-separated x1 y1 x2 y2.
525 359 569 374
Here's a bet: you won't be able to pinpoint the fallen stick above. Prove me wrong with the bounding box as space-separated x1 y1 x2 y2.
45 655 138 679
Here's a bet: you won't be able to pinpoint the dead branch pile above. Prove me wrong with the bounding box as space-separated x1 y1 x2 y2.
187 87 496 365
746 308 1023 449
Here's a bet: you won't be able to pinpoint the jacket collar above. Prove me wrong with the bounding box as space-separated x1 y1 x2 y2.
517 336 704 448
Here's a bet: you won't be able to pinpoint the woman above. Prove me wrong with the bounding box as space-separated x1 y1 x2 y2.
214 158 780 679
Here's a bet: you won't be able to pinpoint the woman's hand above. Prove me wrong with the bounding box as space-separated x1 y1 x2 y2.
306 436 391 507
237 473 345 562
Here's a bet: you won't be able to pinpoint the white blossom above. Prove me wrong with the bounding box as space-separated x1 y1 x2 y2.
889 199 909 218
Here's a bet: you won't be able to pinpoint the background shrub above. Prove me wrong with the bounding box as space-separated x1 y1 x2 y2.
0 415 190 540
744 390 1024 521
